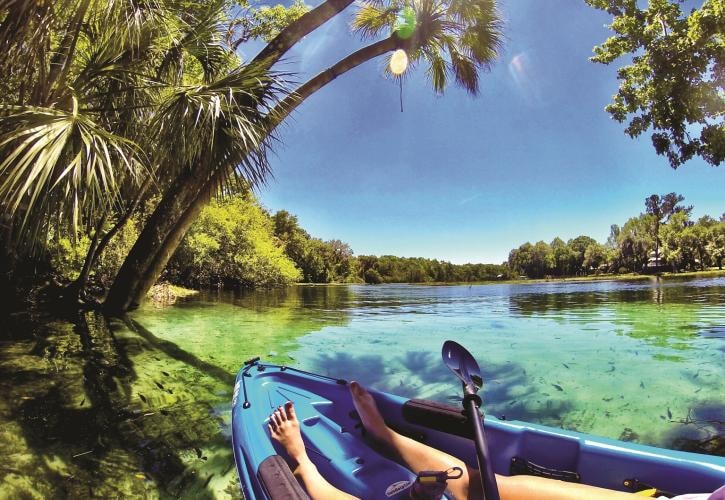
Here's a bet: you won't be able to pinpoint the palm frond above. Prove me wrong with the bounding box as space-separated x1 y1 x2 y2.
352 3 397 40
153 60 290 192
0 101 145 238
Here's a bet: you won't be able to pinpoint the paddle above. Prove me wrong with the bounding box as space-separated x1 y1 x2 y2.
442 340 500 500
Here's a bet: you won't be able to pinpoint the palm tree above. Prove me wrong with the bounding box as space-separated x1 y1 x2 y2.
102 0 503 312
0 0 287 300
1 0 502 311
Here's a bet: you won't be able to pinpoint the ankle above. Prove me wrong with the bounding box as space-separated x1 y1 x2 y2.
293 457 315 476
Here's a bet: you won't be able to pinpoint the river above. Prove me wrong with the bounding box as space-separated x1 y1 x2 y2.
1 277 723 498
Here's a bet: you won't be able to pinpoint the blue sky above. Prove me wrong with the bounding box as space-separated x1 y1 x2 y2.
244 0 723 264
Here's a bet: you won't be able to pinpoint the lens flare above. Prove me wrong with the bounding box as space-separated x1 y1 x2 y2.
390 49 408 76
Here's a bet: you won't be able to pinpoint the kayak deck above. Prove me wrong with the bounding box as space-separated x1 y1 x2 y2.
232 363 725 499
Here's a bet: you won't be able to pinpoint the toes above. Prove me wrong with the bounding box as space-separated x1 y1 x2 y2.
284 401 296 421
277 405 287 422
272 409 283 426
350 381 364 397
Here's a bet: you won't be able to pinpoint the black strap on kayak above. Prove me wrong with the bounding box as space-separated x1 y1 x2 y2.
239 360 347 409
509 456 581 483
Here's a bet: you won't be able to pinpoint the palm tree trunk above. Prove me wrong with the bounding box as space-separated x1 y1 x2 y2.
252 0 355 67
270 36 398 128
75 177 154 297
104 168 210 312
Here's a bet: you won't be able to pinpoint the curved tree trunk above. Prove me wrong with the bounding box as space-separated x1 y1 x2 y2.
251 0 354 67
104 168 210 312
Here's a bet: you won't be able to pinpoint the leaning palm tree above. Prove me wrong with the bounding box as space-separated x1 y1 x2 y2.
103 0 503 312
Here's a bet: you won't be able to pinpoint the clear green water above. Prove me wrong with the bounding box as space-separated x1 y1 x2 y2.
1 278 723 498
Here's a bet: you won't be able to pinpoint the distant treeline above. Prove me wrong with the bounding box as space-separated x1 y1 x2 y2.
40 191 724 291
507 193 725 279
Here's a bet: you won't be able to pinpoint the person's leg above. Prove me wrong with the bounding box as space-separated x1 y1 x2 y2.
496 474 636 499
350 381 634 500
350 381 478 499
269 402 358 500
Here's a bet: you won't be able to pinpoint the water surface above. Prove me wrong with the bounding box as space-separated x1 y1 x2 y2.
1 278 722 498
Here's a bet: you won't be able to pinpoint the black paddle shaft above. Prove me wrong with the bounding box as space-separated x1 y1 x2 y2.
463 393 500 500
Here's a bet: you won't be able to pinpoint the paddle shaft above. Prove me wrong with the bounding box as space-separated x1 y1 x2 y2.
464 395 500 500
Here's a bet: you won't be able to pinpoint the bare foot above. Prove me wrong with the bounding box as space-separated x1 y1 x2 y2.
349 381 393 443
268 401 308 465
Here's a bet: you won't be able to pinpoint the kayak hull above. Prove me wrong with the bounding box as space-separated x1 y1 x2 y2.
232 362 725 499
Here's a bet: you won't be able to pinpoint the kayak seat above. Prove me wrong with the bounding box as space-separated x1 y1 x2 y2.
258 455 309 500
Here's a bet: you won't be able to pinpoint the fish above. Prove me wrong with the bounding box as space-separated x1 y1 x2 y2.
562 363 570 369
552 384 564 392
602 397 613 402
80 398 85 407
139 394 147 403
639 381 645 389
660 415 666 420
693 370 700 379
694 388 702 393
161 371 170 377
195 447 202 458
607 365 615 373
167 389 174 395
160 409 170 416
155 381 165 390
667 408 672 419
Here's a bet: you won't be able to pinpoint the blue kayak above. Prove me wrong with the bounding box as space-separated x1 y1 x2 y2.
232 359 725 499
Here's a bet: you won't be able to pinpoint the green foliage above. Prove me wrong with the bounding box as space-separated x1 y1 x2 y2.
272 211 360 283
230 0 310 44
168 193 301 288
359 255 510 283
48 235 91 282
586 0 724 167
508 192 723 276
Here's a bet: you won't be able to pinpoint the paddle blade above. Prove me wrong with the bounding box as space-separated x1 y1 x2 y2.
442 340 483 392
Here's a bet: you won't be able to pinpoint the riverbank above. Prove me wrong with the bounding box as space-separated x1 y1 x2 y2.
417 269 725 287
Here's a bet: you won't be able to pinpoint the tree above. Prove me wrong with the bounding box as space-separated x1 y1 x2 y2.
101 0 504 311
644 192 692 266
567 235 597 275
583 242 607 272
550 237 572 276
586 0 724 168
168 193 301 287
618 215 655 272
660 210 692 271
0 0 289 304
706 221 725 269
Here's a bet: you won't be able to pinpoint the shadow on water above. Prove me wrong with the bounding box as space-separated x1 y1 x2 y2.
122 317 235 387
304 350 574 429
1 286 356 498
661 400 725 455
0 311 240 499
